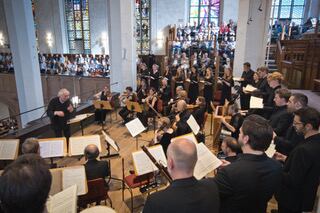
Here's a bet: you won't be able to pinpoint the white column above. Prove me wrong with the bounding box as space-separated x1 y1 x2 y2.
107 0 136 92
34 0 68 53
4 0 44 127
89 0 109 55
233 0 272 77
0 0 10 53
309 0 320 19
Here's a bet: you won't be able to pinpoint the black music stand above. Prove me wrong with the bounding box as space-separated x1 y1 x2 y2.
93 100 113 132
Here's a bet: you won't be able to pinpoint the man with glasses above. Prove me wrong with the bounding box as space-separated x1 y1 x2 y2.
274 107 320 213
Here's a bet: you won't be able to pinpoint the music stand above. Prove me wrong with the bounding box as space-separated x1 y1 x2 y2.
67 113 94 136
93 100 113 132
125 118 146 150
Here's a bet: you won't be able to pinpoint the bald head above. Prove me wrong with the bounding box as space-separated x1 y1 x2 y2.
84 144 100 160
167 138 197 178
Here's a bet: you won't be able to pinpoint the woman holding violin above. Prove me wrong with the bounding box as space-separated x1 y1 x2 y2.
94 86 113 124
137 87 158 128
149 117 174 155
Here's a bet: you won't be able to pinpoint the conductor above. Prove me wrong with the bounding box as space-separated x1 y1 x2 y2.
47 88 74 139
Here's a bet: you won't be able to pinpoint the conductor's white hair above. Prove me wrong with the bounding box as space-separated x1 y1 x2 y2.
58 88 70 97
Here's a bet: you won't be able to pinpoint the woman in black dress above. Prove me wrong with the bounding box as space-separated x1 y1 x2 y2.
203 67 214 112
188 66 199 104
94 86 112 124
219 66 234 105
174 66 185 91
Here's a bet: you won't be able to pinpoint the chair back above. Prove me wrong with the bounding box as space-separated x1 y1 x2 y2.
78 178 108 207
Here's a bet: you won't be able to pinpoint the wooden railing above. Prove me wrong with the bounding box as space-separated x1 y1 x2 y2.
275 38 320 89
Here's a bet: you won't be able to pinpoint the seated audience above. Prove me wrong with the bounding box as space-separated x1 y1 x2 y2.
213 114 282 213
269 88 293 137
275 107 320 213
274 93 308 155
21 137 40 154
143 138 220 213
84 144 110 185
0 154 52 213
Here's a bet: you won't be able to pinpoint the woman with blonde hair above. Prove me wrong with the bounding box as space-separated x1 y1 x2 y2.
266 71 285 107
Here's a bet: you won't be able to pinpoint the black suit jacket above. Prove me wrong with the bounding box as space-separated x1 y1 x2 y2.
276 134 320 212
214 153 282 213
268 106 293 137
84 159 110 183
143 177 220 213
274 125 304 155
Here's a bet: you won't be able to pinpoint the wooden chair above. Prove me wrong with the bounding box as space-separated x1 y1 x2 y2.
78 178 112 209
121 158 154 213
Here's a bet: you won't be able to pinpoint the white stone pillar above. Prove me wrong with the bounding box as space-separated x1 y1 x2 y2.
107 0 136 92
309 0 320 19
233 0 272 77
4 0 45 127
0 0 10 53
89 0 109 55
34 0 68 53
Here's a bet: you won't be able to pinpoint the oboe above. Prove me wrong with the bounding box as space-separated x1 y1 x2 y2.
141 145 173 183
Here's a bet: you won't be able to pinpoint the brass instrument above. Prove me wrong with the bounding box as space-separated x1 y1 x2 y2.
141 145 173 183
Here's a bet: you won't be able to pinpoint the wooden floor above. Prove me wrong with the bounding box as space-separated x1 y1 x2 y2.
57 109 278 213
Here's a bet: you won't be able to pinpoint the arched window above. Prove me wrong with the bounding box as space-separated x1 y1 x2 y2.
135 0 151 55
189 0 221 26
65 0 91 54
271 0 305 25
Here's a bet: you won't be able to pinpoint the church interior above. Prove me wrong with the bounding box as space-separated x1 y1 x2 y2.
0 0 319 213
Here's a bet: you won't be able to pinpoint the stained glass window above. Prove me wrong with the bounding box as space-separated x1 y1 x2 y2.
135 0 151 55
271 0 305 25
65 0 91 54
189 0 220 27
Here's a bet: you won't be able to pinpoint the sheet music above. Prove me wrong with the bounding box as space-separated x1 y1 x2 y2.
171 133 198 144
102 130 119 152
265 142 276 158
132 145 167 176
49 168 63 196
125 118 146 137
47 185 77 213
244 84 257 92
187 115 200 135
69 135 101 156
250 96 264 109
233 77 242 82
62 166 87 195
39 139 65 158
194 143 222 180
0 139 19 160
